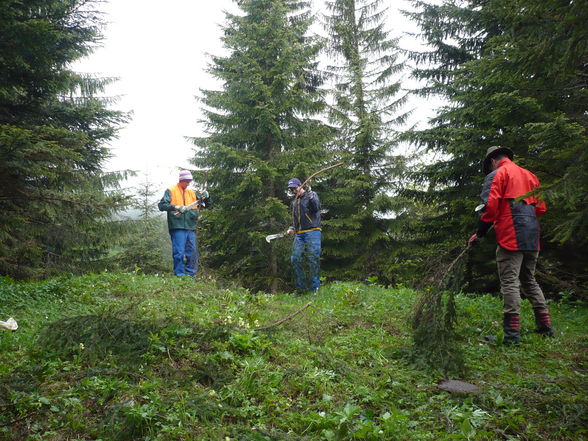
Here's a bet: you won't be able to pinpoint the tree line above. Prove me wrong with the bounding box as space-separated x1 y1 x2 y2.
1 0 586 296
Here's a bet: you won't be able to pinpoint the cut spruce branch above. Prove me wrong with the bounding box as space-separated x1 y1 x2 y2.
410 236 484 375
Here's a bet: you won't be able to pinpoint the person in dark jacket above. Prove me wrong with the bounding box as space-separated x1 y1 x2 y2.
469 146 554 344
288 178 321 294
158 171 208 276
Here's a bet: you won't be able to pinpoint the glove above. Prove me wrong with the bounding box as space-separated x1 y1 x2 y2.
468 233 478 246
178 206 189 213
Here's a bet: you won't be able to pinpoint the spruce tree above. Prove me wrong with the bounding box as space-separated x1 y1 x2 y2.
404 0 587 292
398 0 500 290
114 175 171 274
0 0 128 277
322 0 408 281
193 0 329 291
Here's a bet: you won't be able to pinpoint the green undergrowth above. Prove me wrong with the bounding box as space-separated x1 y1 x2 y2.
0 273 586 440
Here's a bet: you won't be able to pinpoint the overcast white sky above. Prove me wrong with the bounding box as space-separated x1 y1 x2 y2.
74 0 441 191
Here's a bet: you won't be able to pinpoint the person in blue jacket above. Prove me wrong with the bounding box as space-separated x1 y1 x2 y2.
287 178 321 294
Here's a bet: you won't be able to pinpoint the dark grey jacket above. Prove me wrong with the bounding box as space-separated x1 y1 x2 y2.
291 191 321 233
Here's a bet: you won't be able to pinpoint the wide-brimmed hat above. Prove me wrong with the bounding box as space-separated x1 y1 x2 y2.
287 178 302 188
483 146 513 174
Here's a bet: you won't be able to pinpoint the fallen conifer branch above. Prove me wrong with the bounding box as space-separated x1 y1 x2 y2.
254 301 313 331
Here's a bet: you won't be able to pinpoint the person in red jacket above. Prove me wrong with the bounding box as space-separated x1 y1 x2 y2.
469 146 554 344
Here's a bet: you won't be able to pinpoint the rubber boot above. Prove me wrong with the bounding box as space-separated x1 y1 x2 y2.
533 309 555 337
503 313 520 345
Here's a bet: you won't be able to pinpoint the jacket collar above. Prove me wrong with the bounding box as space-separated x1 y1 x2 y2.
497 157 512 168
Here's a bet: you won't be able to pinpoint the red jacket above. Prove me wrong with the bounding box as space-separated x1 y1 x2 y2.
477 158 546 251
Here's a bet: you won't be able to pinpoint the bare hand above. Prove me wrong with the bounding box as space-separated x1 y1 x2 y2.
468 233 478 246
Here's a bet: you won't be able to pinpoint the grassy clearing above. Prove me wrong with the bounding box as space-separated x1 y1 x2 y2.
0 273 586 440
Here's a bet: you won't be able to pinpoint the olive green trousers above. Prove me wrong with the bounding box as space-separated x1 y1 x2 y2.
496 246 548 315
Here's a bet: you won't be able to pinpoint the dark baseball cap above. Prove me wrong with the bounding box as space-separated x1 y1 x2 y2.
287 178 302 188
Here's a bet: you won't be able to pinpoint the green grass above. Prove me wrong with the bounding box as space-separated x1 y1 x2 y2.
0 273 586 440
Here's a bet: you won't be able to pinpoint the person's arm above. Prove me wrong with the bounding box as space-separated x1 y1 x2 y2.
158 189 177 212
476 218 493 238
480 170 503 224
470 172 498 241
307 191 320 212
535 200 546 217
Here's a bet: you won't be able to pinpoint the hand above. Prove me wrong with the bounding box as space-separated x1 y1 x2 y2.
468 233 478 246
178 206 189 213
287 226 295 235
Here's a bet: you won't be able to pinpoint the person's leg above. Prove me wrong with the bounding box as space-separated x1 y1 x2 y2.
306 230 321 292
496 246 524 344
170 229 188 276
184 230 198 276
291 234 307 293
520 251 554 337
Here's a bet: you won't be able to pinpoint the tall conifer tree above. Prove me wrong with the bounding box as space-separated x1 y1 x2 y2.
0 0 128 277
193 0 329 291
404 0 587 291
322 0 408 280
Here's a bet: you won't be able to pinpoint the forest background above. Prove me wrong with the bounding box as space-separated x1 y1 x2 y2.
0 0 586 299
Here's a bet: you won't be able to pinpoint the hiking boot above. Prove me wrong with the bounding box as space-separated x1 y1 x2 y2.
503 313 520 345
533 309 555 337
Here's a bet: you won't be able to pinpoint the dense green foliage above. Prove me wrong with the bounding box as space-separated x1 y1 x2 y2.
0 0 128 278
113 178 172 274
321 0 408 281
402 0 588 294
193 0 330 292
2 0 585 299
1 273 586 440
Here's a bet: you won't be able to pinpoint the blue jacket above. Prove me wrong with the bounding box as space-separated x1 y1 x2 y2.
291 191 321 233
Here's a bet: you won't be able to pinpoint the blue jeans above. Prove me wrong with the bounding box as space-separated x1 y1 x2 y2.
291 230 321 292
170 229 198 276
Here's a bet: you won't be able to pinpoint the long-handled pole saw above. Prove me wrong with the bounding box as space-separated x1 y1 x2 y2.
265 162 345 243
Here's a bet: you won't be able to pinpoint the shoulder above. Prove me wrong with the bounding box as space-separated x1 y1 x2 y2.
483 169 499 185
522 166 540 182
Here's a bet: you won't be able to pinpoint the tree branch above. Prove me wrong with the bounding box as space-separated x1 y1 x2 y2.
254 301 313 331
